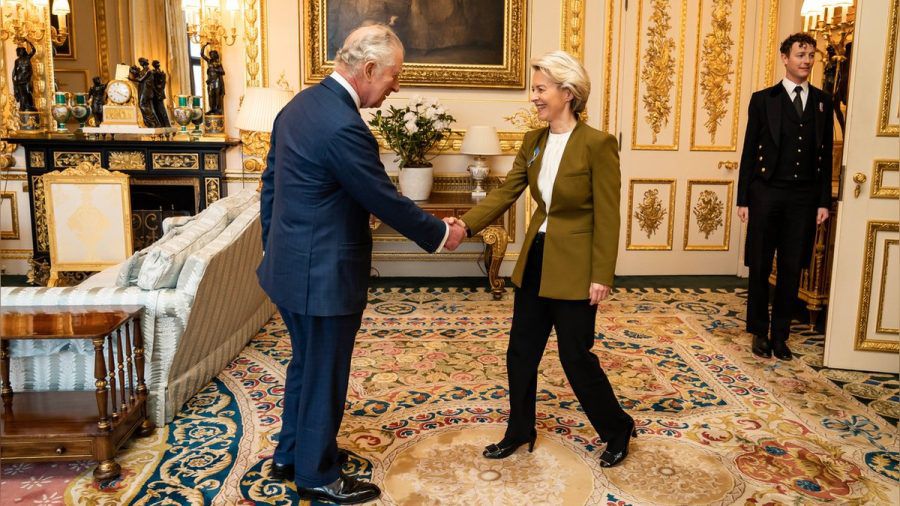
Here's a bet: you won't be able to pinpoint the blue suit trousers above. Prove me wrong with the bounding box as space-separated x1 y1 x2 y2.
274 307 362 487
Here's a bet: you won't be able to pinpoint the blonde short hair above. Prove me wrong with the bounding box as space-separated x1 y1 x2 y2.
530 50 591 117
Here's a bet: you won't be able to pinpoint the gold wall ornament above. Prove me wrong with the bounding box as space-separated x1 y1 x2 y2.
152 153 199 170
108 151 146 171
855 221 900 352
878 0 899 136
684 179 733 250
626 179 676 250
30 151 45 168
635 188 667 238
632 0 686 150
204 153 220 171
53 152 101 168
641 0 676 144
30 175 48 252
27 256 49 286
691 0 746 151
872 160 900 199
763 0 778 87
0 191 20 240
692 189 724 239
602 0 617 132
93 0 110 82
0 248 32 260
561 0 586 61
243 0 268 87
0 39 18 163
504 107 547 131
205 178 221 204
304 0 526 89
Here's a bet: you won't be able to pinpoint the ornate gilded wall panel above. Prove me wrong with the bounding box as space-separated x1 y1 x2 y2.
561 0 586 61
878 0 899 136
626 179 676 250
244 0 268 87
152 153 199 170
632 0 687 150
0 40 17 166
0 191 19 240
855 221 900 352
872 160 899 199
108 151 146 170
683 180 733 251
690 0 746 151
54 152 101 168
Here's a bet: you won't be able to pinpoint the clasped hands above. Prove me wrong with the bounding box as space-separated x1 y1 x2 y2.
442 217 467 251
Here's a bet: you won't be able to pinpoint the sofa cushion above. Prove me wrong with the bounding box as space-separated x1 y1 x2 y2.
137 205 229 290
79 261 125 289
176 202 260 295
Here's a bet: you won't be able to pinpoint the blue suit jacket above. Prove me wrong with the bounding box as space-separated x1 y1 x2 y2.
257 76 446 316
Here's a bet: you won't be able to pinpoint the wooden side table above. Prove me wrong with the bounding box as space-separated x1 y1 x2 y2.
0 305 155 482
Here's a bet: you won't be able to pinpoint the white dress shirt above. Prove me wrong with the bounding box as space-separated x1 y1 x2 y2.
781 77 809 110
537 130 574 233
330 71 450 251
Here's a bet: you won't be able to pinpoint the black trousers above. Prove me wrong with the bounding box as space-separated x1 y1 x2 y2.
746 179 817 342
504 233 631 443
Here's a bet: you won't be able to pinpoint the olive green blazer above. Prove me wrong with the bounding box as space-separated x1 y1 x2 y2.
461 122 621 300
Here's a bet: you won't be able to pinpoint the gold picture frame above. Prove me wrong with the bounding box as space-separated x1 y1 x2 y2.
43 162 133 287
0 191 19 240
303 0 527 89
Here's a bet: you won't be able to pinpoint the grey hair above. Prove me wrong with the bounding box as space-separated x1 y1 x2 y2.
531 50 591 117
335 24 403 73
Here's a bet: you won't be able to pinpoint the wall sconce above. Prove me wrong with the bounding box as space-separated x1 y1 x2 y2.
461 126 502 199
182 0 241 47
0 0 69 47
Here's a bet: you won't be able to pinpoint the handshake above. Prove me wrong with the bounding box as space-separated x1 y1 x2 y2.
442 217 468 251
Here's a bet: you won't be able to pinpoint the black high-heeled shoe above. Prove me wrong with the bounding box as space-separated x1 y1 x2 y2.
483 431 537 459
599 419 638 468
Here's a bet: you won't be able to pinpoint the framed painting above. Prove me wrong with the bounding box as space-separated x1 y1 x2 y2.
304 0 526 88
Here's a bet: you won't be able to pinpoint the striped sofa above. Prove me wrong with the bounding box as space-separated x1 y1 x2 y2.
1 190 275 425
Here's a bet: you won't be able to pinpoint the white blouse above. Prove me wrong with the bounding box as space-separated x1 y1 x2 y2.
537 130 574 232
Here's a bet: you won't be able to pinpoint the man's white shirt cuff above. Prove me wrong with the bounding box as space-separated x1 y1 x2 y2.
435 222 450 253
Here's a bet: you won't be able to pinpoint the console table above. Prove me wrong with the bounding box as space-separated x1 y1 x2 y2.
372 189 511 299
0 305 154 482
3 135 236 284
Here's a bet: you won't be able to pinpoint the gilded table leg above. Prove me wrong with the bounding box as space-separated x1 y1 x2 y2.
92 337 110 432
93 458 121 482
480 226 509 300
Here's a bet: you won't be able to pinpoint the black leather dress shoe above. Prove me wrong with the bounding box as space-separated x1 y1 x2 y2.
600 418 637 468
269 449 351 480
772 340 793 361
483 430 537 459
297 474 381 504
751 333 772 358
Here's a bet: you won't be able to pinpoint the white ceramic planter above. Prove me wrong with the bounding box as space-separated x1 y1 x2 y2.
398 166 434 201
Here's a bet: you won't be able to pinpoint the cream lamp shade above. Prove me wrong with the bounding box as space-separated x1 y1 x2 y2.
51 0 70 15
234 87 294 133
460 126 502 156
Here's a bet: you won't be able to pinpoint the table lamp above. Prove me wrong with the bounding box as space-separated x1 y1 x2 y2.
460 125 502 198
234 87 293 190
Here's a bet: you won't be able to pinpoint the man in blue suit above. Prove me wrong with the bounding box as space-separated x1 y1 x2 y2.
257 25 466 504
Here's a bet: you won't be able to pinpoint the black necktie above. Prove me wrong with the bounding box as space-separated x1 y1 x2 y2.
793 85 803 116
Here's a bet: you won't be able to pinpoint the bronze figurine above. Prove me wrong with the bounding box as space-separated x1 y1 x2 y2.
201 43 225 115
12 39 37 112
151 60 171 127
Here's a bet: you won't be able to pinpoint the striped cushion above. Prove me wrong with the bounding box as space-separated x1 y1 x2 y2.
137 205 229 290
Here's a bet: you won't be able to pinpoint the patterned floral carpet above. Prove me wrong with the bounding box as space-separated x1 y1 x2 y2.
1 287 897 505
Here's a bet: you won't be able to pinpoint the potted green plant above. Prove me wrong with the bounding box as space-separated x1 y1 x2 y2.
369 96 455 200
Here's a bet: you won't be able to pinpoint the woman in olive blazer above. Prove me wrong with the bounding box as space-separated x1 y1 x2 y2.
456 51 636 468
